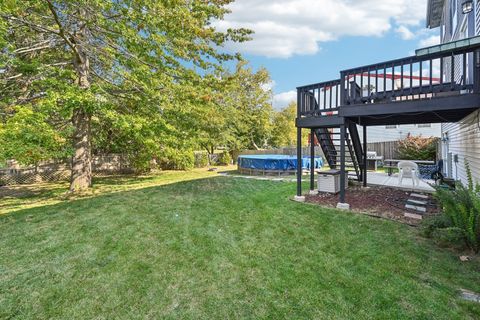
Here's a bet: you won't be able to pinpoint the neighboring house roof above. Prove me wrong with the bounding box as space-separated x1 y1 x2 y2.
426 0 445 28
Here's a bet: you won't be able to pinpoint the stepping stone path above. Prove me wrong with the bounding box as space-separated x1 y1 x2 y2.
404 192 430 220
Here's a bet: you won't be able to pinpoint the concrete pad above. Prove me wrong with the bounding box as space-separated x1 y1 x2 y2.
405 204 427 213
366 172 435 193
293 195 306 202
404 212 423 220
336 202 350 210
407 199 428 205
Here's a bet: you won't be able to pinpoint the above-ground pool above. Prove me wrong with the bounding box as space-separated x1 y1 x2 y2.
237 154 323 174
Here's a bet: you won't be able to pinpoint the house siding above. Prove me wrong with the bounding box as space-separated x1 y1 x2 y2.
359 124 441 143
435 0 480 184
441 111 480 183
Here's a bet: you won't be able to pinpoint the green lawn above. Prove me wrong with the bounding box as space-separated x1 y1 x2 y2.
1 171 480 319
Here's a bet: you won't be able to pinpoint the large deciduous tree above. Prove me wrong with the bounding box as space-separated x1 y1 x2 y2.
0 0 250 191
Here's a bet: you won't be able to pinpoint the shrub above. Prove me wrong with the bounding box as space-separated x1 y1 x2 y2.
431 227 466 249
397 134 438 161
420 214 451 238
432 161 480 252
217 151 232 166
194 152 209 168
158 148 194 170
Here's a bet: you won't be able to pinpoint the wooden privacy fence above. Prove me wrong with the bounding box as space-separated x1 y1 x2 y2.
366 141 399 160
366 140 442 160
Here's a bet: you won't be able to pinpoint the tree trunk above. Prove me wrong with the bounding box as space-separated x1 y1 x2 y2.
70 9 92 191
70 107 92 191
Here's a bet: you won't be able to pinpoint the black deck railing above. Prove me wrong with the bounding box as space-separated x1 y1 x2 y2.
297 79 341 117
297 38 480 117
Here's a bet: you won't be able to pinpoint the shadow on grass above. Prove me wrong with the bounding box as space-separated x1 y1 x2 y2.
0 171 236 217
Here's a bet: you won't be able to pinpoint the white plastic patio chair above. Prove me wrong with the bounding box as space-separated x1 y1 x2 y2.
398 161 420 188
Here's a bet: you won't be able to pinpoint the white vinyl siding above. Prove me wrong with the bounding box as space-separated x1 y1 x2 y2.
441 111 480 184
359 123 441 143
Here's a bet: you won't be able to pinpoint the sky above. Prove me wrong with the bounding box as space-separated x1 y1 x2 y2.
215 0 441 109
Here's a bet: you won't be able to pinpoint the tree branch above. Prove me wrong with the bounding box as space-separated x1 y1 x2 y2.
45 0 82 62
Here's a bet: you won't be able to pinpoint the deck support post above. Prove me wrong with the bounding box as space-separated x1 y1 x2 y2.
474 49 480 93
363 125 368 187
339 124 346 203
295 126 304 200
310 129 315 193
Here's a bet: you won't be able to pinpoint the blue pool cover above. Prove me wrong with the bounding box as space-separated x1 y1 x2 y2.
238 154 323 171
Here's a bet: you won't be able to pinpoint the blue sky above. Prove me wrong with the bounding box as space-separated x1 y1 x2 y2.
215 0 440 109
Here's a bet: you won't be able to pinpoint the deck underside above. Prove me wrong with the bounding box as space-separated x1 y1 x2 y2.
297 93 480 128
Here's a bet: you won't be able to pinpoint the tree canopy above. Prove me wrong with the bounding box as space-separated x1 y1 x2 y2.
0 0 251 190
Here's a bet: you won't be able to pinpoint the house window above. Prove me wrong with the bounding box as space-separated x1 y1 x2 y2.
418 124 432 128
385 125 397 129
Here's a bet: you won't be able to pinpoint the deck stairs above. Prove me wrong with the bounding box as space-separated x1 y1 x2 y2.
314 125 363 181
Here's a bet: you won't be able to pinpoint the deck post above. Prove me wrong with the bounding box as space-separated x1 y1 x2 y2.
474 49 480 93
295 89 304 201
296 126 303 199
310 129 315 193
363 125 367 187
339 124 346 203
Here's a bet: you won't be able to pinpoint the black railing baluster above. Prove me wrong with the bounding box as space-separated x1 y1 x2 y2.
400 63 404 97
323 84 327 109
383 64 387 98
451 53 455 90
329 82 333 109
375 68 378 98
316 85 320 112
410 59 413 95
336 83 339 107
463 52 467 88
367 67 371 101
392 63 395 97
419 61 423 96
346 74 350 104
440 56 444 91
360 69 364 101
429 59 433 97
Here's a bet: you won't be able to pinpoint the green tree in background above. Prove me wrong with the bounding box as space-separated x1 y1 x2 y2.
0 0 251 190
224 61 273 151
196 61 274 155
271 102 296 147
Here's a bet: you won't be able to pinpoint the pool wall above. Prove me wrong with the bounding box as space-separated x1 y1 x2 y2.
237 155 323 175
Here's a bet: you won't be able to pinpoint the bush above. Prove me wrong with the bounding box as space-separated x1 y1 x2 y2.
159 148 194 170
397 134 438 161
431 227 466 249
431 161 480 252
420 214 451 238
217 151 232 166
194 152 209 168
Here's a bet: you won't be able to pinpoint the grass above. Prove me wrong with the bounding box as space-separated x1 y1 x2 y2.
1 171 480 319
0 166 236 215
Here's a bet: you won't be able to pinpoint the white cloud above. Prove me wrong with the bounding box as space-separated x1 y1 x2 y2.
273 90 296 109
217 0 428 58
396 25 415 40
418 35 440 48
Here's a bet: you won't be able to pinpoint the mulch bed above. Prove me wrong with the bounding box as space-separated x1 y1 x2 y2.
305 185 439 225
